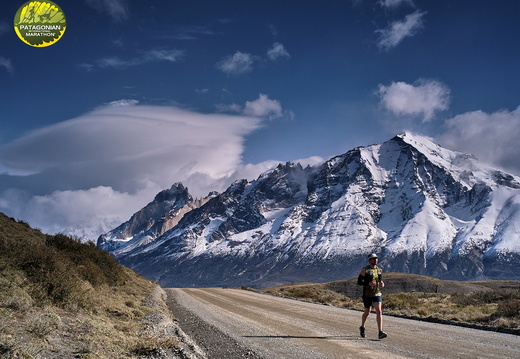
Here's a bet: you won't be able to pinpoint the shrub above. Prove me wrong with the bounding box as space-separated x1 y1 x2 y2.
453 289 520 306
0 214 179 358
494 299 520 319
384 293 420 310
285 287 320 301
46 234 126 287
417 306 429 317
2 287 33 311
0 213 130 309
27 308 62 338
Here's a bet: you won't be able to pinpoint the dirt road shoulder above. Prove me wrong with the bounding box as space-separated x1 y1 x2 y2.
165 288 264 359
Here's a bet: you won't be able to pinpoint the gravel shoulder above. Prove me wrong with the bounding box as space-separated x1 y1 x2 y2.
141 286 207 359
165 288 264 359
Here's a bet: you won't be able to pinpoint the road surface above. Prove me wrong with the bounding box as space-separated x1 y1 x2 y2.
165 287 520 359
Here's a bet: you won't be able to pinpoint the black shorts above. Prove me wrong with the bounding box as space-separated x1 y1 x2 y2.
362 295 382 308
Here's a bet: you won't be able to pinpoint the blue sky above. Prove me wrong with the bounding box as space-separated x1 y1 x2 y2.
1 0 520 239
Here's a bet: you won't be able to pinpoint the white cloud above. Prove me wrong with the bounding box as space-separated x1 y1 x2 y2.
293 156 325 168
107 99 139 106
243 94 283 120
217 44 289 76
379 0 414 8
0 105 269 239
267 43 290 61
0 105 261 183
216 94 286 121
438 106 520 172
216 51 254 75
86 0 129 22
147 49 185 62
377 79 450 122
376 10 426 50
81 49 184 71
1 185 159 241
0 56 13 74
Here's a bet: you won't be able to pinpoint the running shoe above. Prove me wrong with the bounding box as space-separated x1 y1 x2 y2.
378 331 387 339
359 326 366 338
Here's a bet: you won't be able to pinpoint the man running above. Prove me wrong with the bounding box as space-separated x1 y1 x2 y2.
357 253 387 339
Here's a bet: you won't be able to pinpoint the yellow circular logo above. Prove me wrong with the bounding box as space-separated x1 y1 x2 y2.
14 1 66 47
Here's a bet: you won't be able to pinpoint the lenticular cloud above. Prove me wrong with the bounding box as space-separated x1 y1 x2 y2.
0 104 264 239
0 104 261 190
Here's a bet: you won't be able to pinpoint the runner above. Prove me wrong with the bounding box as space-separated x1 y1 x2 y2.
357 253 387 339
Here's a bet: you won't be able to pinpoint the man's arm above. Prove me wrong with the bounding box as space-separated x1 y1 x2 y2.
378 271 385 288
357 268 366 286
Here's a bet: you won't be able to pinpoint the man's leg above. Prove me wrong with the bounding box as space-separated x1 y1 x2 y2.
361 296 372 327
373 301 387 339
360 297 371 337
360 306 370 337
373 301 383 331
361 306 370 327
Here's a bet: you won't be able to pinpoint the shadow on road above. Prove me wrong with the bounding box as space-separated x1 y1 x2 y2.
243 335 362 340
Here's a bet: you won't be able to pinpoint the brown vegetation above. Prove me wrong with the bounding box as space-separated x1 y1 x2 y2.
0 213 185 358
260 273 520 334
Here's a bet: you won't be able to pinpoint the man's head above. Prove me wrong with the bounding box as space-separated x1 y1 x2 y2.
367 253 378 263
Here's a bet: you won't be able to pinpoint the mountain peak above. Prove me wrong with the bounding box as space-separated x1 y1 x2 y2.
97 182 210 253
396 131 434 143
390 132 477 180
99 134 520 288
153 182 191 203
394 132 448 157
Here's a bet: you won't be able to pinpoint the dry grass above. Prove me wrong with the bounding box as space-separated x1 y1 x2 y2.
0 213 185 358
0 268 181 358
260 273 520 332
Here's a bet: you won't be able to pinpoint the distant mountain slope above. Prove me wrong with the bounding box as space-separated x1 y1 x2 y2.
98 183 216 255
98 133 520 288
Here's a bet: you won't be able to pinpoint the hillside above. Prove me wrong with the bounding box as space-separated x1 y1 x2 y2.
0 213 201 358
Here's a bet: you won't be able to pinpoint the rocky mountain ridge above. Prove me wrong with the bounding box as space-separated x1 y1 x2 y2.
98 133 520 288
98 183 216 254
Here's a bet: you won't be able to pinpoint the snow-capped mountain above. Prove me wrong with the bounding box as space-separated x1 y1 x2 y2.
98 133 520 288
98 183 216 254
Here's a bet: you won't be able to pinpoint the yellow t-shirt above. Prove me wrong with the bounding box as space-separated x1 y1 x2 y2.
363 265 382 297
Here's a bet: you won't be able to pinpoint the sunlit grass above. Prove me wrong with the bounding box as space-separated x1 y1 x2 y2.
0 213 182 358
260 277 520 330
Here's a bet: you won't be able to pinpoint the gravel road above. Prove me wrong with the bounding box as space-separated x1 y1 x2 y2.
165 287 520 359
